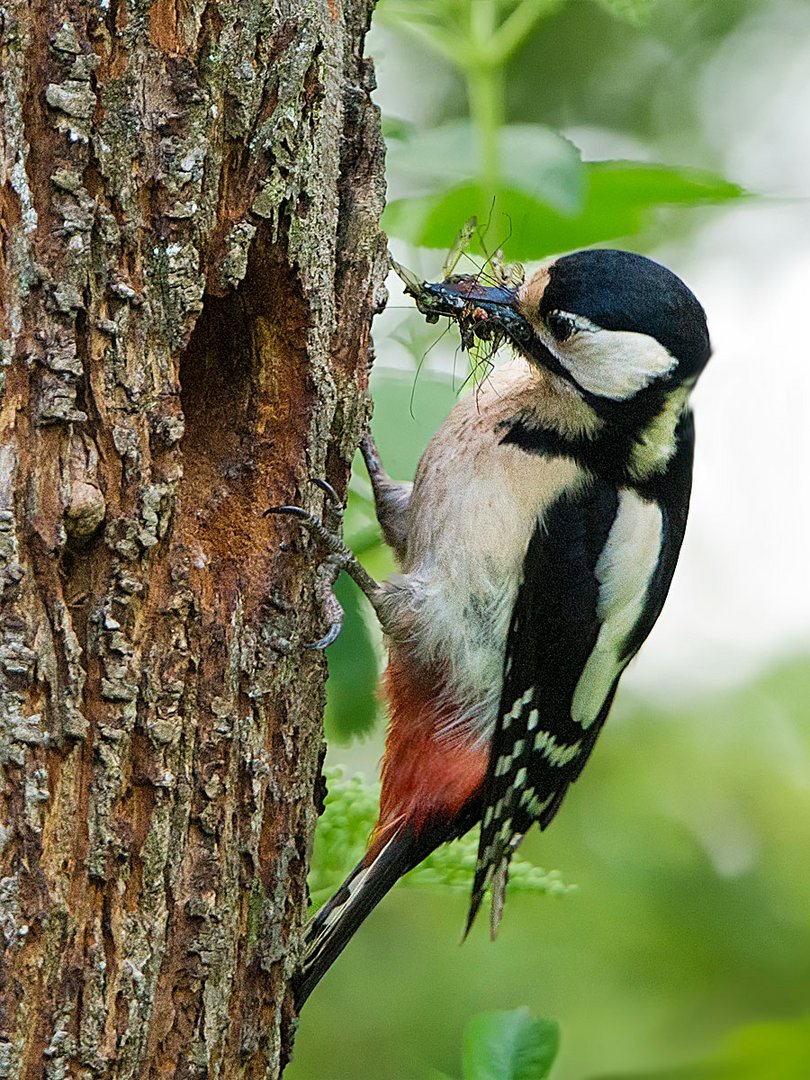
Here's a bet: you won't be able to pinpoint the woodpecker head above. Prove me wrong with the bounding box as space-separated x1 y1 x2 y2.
420 249 711 410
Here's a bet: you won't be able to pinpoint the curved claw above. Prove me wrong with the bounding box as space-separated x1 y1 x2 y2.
265 489 382 640
311 477 341 510
305 620 343 651
266 504 335 546
267 504 348 563
265 504 314 520
266 481 344 532
311 478 344 533
306 576 345 650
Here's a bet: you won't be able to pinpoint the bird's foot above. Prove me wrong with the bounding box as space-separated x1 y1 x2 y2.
266 479 381 649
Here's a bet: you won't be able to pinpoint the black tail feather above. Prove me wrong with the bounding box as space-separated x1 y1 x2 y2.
294 827 419 1007
295 802 482 1007
295 812 479 1006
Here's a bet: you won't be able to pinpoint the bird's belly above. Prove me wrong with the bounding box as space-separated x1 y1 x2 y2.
399 442 583 742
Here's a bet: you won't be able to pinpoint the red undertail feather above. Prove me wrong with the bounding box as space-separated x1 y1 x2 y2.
295 651 487 1006
369 651 488 858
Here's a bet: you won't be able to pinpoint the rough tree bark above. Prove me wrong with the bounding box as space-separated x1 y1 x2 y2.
0 0 387 1076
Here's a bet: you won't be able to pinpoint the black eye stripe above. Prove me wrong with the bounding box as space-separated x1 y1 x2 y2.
545 310 574 342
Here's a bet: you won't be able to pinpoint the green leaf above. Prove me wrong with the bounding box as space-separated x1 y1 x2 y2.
383 162 745 259
324 575 380 744
462 1010 560 1080
386 121 583 214
588 159 744 205
499 125 584 214
385 119 481 190
595 0 656 26
381 115 415 143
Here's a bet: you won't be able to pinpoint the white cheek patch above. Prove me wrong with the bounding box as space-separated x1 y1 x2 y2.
551 316 677 400
572 490 663 728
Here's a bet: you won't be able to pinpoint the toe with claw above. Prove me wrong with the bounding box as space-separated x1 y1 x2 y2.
266 479 381 649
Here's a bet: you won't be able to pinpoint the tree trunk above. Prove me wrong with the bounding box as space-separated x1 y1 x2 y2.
0 0 386 1075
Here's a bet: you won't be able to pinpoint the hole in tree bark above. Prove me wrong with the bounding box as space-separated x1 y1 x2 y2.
178 227 314 619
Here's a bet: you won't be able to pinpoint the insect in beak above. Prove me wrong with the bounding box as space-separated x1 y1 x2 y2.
398 269 534 354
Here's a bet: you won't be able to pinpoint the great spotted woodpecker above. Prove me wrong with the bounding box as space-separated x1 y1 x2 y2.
278 248 711 1005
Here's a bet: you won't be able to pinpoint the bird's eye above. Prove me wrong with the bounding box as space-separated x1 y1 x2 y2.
545 311 574 342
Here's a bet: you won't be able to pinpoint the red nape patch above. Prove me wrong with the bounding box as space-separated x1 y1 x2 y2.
368 653 488 858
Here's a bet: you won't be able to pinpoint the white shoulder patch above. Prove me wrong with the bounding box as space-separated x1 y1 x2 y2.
571 490 663 728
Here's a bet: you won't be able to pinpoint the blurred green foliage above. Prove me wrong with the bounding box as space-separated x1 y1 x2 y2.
309 770 573 911
324 577 379 742
378 0 743 261
293 658 810 1079
292 0 809 1078
594 1015 810 1079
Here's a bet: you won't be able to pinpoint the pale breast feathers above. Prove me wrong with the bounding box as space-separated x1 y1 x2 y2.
394 362 586 742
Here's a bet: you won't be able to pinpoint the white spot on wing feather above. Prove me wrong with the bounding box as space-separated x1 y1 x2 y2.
498 817 513 840
505 689 534 726
520 790 552 816
533 730 582 766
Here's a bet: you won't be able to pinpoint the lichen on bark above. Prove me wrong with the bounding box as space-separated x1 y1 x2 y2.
0 0 386 1076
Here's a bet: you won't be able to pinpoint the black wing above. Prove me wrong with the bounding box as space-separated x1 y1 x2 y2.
467 416 694 933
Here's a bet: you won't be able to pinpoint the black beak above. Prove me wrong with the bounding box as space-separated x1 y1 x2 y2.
415 277 535 353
